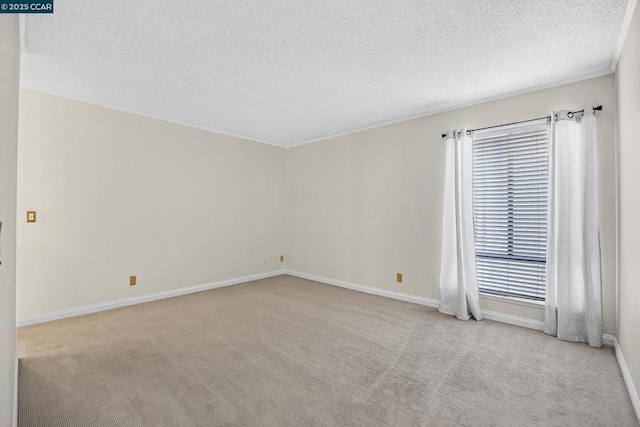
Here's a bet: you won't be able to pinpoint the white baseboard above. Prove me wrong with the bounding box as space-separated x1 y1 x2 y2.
284 270 615 346
13 350 18 427
16 270 287 327
285 270 553 332
481 309 544 331
285 270 543 330
613 336 640 423
602 334 616 347
283 270 439 308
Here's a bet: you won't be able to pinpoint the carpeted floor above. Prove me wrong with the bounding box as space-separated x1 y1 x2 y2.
17 274 638 426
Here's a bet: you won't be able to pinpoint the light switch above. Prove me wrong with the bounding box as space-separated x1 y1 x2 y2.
27 211 36 223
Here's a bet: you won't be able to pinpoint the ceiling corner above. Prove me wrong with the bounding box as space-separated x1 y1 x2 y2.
610 0 638 73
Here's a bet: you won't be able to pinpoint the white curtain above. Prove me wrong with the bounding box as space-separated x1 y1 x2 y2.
544 108 602 347
439 130 482 321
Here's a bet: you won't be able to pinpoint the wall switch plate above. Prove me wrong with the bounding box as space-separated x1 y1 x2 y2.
397 273 403 283
129 276 136 286
280 255 284 262
27 211 36 223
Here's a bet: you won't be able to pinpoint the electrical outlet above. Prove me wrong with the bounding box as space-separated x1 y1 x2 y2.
397 273 403 283
129 276 136 286
280 255 284 262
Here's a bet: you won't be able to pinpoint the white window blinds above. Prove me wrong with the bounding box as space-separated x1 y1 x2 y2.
472 121 548 301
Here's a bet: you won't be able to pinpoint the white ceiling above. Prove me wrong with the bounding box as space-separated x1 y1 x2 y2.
20 0 630 147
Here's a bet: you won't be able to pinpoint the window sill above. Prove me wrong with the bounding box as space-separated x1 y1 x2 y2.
479 293 545 309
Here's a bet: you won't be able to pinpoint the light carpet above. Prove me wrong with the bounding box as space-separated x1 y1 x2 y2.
17 274 638 426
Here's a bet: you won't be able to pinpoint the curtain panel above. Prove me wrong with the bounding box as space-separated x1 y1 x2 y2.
544 109 602 347
438 130 482 321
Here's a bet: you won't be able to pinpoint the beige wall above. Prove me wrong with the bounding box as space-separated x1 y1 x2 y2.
0 15 20 427
286 75 617 335
18 76 619 335
616 0 640 408
16 90 286 320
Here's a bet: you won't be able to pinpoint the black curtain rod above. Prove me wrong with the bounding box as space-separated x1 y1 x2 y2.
440 105 603 138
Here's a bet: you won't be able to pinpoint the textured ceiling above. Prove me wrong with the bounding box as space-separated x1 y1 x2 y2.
21 0 630 146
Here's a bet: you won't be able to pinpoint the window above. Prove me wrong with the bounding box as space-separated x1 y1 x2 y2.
472 121 548 301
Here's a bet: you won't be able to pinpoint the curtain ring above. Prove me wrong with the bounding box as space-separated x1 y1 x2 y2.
466 129 471 135
567 111 574 118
